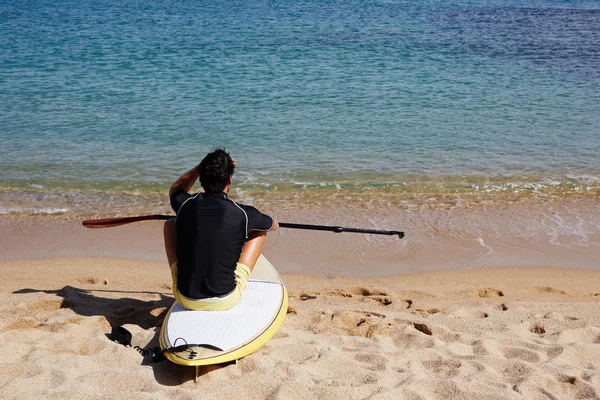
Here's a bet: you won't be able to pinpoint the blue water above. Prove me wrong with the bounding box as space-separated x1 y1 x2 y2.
1 0 599 203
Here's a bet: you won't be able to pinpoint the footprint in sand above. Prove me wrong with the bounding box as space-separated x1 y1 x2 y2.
368 297 392 306
422 359 463 379
412 309 430 318
35 368 69 389
287 306 297 315
321 287 385 298
356 289 393 306
450 308 490 319
1 318 39 332
324 290 353 298
352 288 388 297
392 329 436 349
354 352 388 372
530 322 546 335
528 286 569 295
555 373 600 399
273 330 289 339
77 277 109 285
75 340 108 356
541 311 577 321
2 317 85 333
474 288 504 298
360 374 379 384
27 300 64 312
413 322 432 336
312 310 391 338
557 326 600 345
323 287 393 306
236 358 259 373
412 322 460 342
499 338 563 360
472 341 489 356
546 346 563 358
497 360 535 384
556 374 579 385
500 346 541 363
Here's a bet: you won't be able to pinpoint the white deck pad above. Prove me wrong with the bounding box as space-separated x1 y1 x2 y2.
163 280 284 352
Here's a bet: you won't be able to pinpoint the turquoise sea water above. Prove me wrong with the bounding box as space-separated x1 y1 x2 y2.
1 0 599 215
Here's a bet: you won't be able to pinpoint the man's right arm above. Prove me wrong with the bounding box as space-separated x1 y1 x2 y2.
169 165 200 198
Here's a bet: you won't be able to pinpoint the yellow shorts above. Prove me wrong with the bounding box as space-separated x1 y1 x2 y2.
170 262 251 311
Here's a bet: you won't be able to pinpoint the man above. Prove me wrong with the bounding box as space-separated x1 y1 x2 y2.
163 149 278 311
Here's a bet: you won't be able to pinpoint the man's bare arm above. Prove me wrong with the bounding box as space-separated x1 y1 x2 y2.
169 166 199 197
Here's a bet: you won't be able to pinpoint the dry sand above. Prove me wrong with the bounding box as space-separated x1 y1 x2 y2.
1 255 599 399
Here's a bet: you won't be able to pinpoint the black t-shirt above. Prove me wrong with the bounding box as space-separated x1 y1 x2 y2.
170 190 274 299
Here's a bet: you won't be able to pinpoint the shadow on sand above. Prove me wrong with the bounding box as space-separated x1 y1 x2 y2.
13 286 230 385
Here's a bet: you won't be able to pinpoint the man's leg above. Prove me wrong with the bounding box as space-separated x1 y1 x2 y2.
238 231 267 271
164 219 177 267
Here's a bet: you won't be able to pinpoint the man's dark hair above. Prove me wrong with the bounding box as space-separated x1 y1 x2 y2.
199 149 235 193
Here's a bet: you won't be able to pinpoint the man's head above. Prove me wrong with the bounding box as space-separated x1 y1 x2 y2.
199 149 236 193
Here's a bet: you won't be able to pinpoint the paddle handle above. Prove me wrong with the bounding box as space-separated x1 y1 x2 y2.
82 215 404 238
278 222 404 238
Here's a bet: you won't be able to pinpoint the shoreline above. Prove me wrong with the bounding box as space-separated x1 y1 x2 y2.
1 176 599 218
2 195 599 275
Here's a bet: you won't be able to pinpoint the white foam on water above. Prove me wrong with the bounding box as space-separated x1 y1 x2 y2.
475 237 494 261
540 211 592 248
0 206 70 215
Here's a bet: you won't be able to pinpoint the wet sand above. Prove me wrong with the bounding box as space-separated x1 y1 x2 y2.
2 196 599 275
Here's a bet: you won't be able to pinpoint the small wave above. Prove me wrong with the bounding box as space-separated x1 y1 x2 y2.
0 206 70 215
1 176 599 217
28 184 45 189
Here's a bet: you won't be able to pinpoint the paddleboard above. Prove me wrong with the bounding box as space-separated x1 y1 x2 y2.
159 255 288 367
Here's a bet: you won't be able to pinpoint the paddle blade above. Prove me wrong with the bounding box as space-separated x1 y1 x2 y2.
82 214 173 228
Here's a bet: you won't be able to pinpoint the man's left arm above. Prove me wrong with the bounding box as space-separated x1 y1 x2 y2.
244 205 278 234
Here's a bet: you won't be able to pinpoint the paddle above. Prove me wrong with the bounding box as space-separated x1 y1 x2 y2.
82 214 404 238
82 214 172 228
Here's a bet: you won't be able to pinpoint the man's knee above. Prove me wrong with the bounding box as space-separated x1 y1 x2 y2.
164 219 177 266
164 219 176 237
248 230 267 241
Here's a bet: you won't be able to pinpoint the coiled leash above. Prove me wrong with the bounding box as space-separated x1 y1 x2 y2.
109 326 222 363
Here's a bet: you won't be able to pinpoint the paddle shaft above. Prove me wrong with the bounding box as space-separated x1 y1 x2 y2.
278 222 404 238
82 214 404 238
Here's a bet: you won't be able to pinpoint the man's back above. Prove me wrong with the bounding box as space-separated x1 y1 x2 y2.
172 191 273 299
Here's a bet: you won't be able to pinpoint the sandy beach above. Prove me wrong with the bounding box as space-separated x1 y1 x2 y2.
0 215 599 399
3 0 600 397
